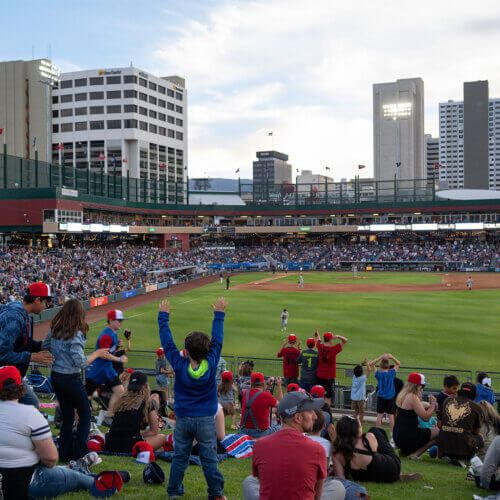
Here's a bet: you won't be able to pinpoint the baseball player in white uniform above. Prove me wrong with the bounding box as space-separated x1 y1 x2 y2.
467 276 472 291
298 273 304 288
281 309 289 331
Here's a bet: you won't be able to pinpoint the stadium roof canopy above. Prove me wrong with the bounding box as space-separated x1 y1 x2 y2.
189 193 246 205
436 189 500 200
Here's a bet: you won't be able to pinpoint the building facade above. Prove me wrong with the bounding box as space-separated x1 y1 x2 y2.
373 78 425 182
296 170 334 195
0 59 59 162
425 134 439 183
52 67 187 202
252 151 292 201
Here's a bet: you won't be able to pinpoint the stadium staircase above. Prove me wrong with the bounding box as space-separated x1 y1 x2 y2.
263 254 278 267
314 248 333 269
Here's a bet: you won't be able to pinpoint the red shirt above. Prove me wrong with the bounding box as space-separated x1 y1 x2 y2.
316 341 342 379
240 389 277 430
252 428 327 500
277 346 300 378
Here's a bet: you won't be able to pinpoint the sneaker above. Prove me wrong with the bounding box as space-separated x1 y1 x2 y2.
400 473 423 482
117 470 131 483
70 452 102 472
389 438 396 448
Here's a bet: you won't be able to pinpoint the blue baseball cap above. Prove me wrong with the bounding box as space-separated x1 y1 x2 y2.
143 462 165 484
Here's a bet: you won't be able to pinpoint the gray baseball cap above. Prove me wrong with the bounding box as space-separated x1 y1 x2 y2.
278 391 325 418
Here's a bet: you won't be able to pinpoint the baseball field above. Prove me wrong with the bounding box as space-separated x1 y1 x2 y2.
55 271 499 500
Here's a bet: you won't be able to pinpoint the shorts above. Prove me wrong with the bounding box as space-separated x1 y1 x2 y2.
315 377 335 399
376 396 395 415
156 374 169 387
85 376 122 396
351 400 366 412
222 403 235 416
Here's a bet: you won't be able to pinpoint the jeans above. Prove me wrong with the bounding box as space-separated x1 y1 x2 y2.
51 371 91 461
167 415 224 498
28 465 94 499
19 382 39 409
240 424 281 440
329 477 367 500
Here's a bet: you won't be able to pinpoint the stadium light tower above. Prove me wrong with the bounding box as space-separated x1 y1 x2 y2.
38 59 60 163
383 102 412 180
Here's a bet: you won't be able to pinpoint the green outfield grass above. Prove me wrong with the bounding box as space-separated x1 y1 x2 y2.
273 271 444 284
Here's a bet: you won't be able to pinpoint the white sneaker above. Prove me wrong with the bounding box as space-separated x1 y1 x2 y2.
390 438 396 448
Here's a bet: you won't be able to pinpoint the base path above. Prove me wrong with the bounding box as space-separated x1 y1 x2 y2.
233 273 500 294
33 274 219 340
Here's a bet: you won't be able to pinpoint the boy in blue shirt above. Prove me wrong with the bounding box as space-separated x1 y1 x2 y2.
158 297 227 500
370 353 400 445
351 357 371 424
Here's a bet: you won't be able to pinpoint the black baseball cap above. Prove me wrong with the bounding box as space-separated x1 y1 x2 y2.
458 381 477 400
278 391 324 418
128 371 147 391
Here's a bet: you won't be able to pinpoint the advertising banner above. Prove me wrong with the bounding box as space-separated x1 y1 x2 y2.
90 296 109 307
122 289 137 299
146 284 158 293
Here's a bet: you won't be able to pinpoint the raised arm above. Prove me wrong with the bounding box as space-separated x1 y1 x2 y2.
387 353 400 369
208 297 227 364
335 334 348 345
158 300 182 369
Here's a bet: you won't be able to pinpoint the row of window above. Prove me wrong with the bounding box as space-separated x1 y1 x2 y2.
53 92 184 114
59 76 183 100
52 106 183 126
54 120 184 139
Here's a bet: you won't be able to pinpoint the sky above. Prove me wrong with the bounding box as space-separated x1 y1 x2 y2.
3 0 500 180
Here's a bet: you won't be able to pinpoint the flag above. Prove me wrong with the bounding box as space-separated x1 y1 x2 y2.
296 168 299 173
268 132 273 136
434 162 442 169
99 152 105 160
395 162 401 168
235 168 240 174
184 166 187 170
0 128 3 135
159 163 166 168
55 143 64 150
32 137 36 148
122 158 128 163
358 165 366 170
221 434 255 459
325 166 330 170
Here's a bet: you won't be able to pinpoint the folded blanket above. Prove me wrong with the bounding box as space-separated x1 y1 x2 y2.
221 434 255 459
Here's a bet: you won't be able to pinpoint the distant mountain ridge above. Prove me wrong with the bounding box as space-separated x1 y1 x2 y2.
189 178 253 193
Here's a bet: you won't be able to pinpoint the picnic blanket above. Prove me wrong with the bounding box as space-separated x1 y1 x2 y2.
221 434 255 459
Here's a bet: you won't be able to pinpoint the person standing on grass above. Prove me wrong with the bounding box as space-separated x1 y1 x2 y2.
42 298 112 462
155 348 172 400
158 297 227 500
280 308 289 332
370 353 400 445
314 329 347 407
226 276 230 290
297 338 319 393
277 334 301 386
351 358 371 424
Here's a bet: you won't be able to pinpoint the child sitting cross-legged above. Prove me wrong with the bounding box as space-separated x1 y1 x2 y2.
218 371 238 430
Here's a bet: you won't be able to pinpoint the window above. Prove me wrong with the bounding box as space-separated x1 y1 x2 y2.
176 131 183 140
167 89 174 97
124 104 137 113
168 129 175 138
90 121 104 130
158 99 166 108
139 121 148 131
75 107 87 116
107 105 121 113
75 92 87 101
124 75 137 84
90 106 104 114
61 108 73 117
139 107 147 116
52 124 59 133
60 94 73 103
159 127 166 136
167 115 175 124
107 90 121 99
124 119 137 128
158 85 165 94
61 123 73 132
75 122 87 131
149 110 157 118
52 96 58 104
159 113 166 121
89 77 104 85
124 89 137 98
167 102 174 111
176 105 183 113
90 91 104 100
176 118 183 126
75 78 87 87
149 124 157 133
60 80 72 89
139 78 147 87
149 95 157 105
175 92 183 101
106 76 121 84
139 92 147 102
149 82 157 91
52 110 59 118
107 120 121 129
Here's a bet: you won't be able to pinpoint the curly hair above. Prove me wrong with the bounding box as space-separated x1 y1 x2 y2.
0 383 25 401
113 384 151 425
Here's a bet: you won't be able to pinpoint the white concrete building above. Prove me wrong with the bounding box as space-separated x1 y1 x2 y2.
373 78 425 183
439 97 500 190
425 134 439 183
52 67 187 202
296 170 334 194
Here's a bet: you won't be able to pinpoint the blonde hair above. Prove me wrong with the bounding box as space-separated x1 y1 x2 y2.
478 400 500 434
113 384 151 424
396 382 422 407
119 371 132 389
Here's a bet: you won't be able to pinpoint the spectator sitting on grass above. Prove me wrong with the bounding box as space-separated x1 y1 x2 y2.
475 372 496 405
351 358 370 424
477 401 500 461
479 435 500 491
305 409 334 464
436 375 460 421
331 415 422 483
311 385 334 441
218 371 238 430
237 360 253 407
158 297 227 500
393 373 439 459
418 402 437 429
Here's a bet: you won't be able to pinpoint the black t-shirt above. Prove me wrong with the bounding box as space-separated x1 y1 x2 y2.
438 396 482 459
436 391 452 420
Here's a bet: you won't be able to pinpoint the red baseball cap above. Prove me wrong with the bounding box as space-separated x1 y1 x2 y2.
156 348 164 356
89 470 123 497
27 282 52 298
287 383 299 392
288 334 297 344
251 372 264 385
311 385 325 398
323 332 334 342
107 310 126 321
0 366 22 390
408 373 428 386
221 371 233 382
306 338 315 348
124 368 134 374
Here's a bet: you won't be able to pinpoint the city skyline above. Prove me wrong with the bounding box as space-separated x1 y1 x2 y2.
2 0 500 180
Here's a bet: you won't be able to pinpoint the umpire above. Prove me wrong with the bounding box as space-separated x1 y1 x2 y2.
0 283 54 408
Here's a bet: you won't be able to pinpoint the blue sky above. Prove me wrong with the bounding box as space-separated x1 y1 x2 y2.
3 0 500 179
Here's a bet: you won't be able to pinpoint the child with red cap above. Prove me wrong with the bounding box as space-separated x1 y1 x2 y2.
277 334 301 387
218 371 238 430
314 328 348 406
155 348 172 400
297 337 319 393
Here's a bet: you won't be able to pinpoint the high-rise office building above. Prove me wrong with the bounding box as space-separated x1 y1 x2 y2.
0 59 59 162
439 82 500 190
373 78 425 182
425 134 439 183
52 67 187 202
252 151 292 201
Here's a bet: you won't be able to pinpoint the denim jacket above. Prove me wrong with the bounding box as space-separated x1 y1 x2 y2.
43 330 88 375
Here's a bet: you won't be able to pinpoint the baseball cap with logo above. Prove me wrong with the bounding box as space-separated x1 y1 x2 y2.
323 332 334 342
288 334 297 344
132 441 155 463
221 371 233 382
128 371 148 392
251 372 264 385
27 282 52 299
107 310 126 321
311 385 325 398
278 391 324 418
156 348 164 356
306 338 315 348
287 383 299 392
408 373 428 386
0 366 22 390
89 470 123 498
143 462 165 484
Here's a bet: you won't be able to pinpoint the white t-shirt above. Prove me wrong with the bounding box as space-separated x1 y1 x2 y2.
305 434 331 464
0 400 52 468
